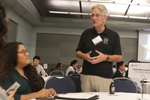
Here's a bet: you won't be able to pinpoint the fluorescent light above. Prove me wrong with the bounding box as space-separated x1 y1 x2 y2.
89 0 131 5
109 15 148 19
49 11 89 15
70 12 89 15
109 15 128 18
49 11 69 14
129 16 147 19
113 1 131 5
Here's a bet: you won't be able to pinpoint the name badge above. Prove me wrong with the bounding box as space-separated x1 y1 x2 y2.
92 35 103 45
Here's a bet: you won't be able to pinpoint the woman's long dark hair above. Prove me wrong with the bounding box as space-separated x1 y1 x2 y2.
55 62 62 70
0 42 43 91
0 2 7 50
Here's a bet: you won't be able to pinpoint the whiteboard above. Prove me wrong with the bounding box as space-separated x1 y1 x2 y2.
128 62 150 80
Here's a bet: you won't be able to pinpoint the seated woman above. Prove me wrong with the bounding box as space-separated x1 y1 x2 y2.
0 42 57 100
66 60 82 76
55 62 63 71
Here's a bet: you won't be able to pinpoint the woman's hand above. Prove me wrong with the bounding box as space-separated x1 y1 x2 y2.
49 88 57 96
36 88 57 98
78 69 82 73
36 88 49 98
8 90 16 100
20 88 56 99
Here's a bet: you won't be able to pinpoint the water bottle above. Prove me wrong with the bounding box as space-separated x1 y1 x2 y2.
109 80 115 94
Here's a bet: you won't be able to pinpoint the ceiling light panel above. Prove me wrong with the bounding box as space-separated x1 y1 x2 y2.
127 5 150 17
82 2 129 15
49 0 80 12
106 3 129 15
132 0 150 5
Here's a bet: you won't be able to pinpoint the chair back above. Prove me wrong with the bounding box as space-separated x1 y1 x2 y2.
62 69 66 76
39 75 45 87
68 71 79 76
113 77 138 93
69 74 81 92
44 76 76 94
50 70 64 76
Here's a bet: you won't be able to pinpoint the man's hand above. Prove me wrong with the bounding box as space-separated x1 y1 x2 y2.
91 50 107 64
84 51 94 63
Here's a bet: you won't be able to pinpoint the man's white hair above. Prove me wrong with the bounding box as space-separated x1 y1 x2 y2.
92 4 109 16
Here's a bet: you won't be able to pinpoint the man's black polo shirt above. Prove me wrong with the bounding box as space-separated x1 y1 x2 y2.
76 27 122 78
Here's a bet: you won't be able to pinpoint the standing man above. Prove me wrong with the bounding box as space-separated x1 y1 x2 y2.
76 4 122 92
113 61 125 79
33 55 48 76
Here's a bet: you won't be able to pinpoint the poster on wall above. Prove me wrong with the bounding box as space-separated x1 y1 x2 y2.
43 64 48 69
128 62 150 80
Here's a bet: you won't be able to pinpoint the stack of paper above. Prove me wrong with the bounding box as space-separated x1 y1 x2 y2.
55 93 99 100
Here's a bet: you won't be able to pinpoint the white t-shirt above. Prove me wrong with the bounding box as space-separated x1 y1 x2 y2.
112 68 116 73
65 66 77 76
35 64 47 76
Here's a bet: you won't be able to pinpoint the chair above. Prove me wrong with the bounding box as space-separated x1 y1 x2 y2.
62 69 66 76
68 71 79 76
44 76 76 94
50 70 64 76
39 75 45 87
69 74 81 92
113 77 138 93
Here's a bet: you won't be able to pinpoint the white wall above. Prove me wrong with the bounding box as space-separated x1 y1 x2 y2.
6 10 36 61
33 26 86 35
116 30 138 38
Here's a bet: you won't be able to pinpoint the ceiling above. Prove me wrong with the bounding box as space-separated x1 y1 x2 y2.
2 0 150 31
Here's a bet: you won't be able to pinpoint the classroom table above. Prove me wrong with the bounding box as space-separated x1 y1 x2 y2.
30 92 150 100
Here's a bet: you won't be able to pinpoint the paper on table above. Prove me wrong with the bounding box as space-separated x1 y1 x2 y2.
57 92 98 99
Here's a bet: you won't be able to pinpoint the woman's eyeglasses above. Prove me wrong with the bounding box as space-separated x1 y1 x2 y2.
17 50 28 55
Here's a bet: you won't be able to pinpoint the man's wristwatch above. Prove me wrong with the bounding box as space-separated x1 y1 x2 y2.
106 56 109 61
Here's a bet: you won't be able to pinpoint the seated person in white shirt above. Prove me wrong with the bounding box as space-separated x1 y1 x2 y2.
33 55 48 76
112 65 117 74
66 60 82 76
113 61 125 78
